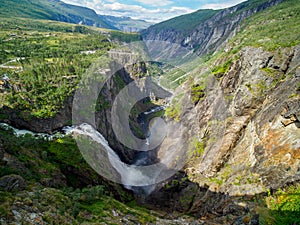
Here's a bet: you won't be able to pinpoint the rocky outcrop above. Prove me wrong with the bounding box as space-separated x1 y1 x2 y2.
0 51 150 163
173 44 300 196
141 0 284 59
0 174 26 191
137 42 299 223
0 95 73 133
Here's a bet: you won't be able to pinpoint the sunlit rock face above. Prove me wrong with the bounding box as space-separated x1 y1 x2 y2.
177 45 300 196
140 42 299 217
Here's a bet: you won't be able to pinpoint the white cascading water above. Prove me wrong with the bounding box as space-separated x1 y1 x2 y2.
1 106 165 195
0 123 75 140
143 106 165 115
72 123 158 194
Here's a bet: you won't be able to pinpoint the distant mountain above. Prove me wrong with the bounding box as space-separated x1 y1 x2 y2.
142 9 218 34
141 0 285 57
0 0 117 30
99 15 153 32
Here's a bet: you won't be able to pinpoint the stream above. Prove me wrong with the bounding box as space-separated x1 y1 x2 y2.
0 105 165 195
0 123 75 140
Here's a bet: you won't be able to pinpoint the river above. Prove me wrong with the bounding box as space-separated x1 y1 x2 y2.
0 105 165 195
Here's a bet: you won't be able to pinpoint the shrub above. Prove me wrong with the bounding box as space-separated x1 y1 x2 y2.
191 83 205 105
262 185 300 225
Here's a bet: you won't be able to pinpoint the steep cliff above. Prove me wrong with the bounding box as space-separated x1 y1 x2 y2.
0 0 300 224
139 0 300 222
141 0 284 59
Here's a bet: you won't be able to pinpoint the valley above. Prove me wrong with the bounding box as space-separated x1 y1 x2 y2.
0 0 300 224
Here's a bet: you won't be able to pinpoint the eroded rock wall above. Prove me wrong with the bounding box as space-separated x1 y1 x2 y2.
184 45 300 196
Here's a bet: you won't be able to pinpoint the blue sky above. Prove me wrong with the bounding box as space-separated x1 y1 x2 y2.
63 0 246 23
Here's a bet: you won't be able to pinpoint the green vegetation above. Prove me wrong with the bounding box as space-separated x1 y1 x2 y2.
192 141 205 157
0 122 163 224
0 126 95 184
75 196 157 224
0 17 97 33
147 62 163 78
143 9 218 34
0 0 115 29
187 137 206 159
245 80 267 98
110 30 141 43
0 19 112 118
159 67 187 90
261 185 300 225
0 18 140 118
231 0 300 51
209 178 223 186
212 59 232 78
191 83 206 105
194 0 300 84
165 104 181 122
0 184 156 224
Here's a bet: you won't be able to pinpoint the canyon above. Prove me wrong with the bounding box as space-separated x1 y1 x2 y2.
0 0 299 224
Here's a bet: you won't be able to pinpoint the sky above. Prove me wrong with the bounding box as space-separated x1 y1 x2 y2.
63 0 247 23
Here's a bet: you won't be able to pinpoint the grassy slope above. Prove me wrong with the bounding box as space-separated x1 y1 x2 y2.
0 126 160 224
159 0 300 90
232 0 300 50
0 18 140 118
143 9 218 34
205 0 300 78
0 0 116 29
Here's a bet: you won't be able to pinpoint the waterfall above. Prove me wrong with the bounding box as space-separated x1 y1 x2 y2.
1 106 166 195
72 123 158 194
143 106 165 115
1 122 158 194
72 105 167 195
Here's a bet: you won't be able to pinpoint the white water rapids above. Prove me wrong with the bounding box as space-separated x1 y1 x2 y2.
0 123 75 140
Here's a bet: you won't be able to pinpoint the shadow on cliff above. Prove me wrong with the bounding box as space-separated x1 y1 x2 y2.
132 171 300 225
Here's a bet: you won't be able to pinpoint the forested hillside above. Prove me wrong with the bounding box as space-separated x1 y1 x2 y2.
0 0 300 224
0 0 116 29
0 18 139 119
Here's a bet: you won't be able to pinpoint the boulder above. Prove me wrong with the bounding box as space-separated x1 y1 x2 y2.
40 172 67 188
0 174 26 191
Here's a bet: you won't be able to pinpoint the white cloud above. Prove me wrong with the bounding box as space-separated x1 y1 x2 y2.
134 0 173 7
87 1 192 22
201 0 245 9
63 0 93 6
103 2 144 12
61 0 245 23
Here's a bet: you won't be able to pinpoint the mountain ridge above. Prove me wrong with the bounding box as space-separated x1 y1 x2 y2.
0 0 118 30
99 15 153 32
141 0 285 58
0 0 299 224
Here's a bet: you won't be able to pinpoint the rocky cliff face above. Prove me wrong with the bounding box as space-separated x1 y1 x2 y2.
141 0 284 58
1 0 299 223
138 43 300 223
187 45 300 194
0 50 149 163
0 96 73 134
139 0 299 199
